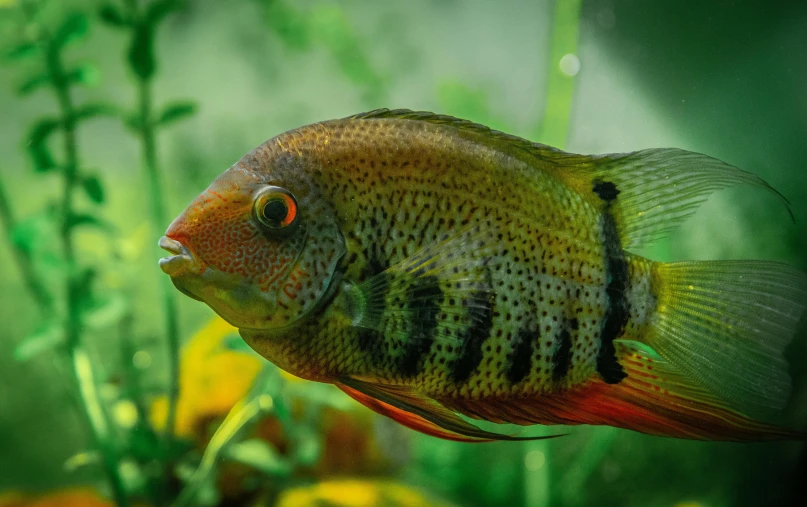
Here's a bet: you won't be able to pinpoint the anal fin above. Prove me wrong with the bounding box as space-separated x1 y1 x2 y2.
337 384 492 442
338 376 563 442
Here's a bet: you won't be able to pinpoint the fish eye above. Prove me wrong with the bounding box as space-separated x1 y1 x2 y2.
254 186 298 230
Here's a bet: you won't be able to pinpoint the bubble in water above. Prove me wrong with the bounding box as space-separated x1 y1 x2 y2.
133 350 151 370
524 450 546 471
559 54 581 77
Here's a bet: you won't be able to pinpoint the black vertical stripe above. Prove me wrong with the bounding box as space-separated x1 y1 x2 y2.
451 289 494 383
356 328 387 363
551 318 575 381
594 180 629 384
506 328 536 384
399 276 442 376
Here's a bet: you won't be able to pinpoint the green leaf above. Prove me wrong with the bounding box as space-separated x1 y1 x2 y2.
66 212 107 231
84 293 129 329
128 23 155 79
80 173 105 203
291 427 321 467
74 267 97 307
262 0 311 50
157 101 197 126
6 42 41 60
145 0 184 25
128 422 162 461
64 451 101 472
54 13 90 48
27 119 61 172
74 102 119 121
310 5 384 101
224 439 292 477
99 3 129 27
17 73 51 95
65 63 101 87
15 321 65 361
121 112 139 131
11 209 60 255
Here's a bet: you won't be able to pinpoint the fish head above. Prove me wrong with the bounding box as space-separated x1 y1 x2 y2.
158 151 345 330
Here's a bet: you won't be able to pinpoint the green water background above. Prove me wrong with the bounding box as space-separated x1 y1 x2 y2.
0 0 805 506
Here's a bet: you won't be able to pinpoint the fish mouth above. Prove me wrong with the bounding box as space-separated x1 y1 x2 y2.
158 236 194 276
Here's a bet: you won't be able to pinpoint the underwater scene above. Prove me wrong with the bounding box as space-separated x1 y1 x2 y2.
1 0 806 506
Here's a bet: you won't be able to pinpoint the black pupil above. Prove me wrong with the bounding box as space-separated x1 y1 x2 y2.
262 198 288 223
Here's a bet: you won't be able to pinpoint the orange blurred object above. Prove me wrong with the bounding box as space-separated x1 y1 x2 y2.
0 488 113 507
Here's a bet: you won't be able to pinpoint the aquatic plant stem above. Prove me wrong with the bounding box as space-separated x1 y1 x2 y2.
536 0 583 149
0 172 53 313
135 50 181 479
39 19 131 506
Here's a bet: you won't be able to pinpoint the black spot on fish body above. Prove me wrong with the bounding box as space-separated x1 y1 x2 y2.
451 288 495 383
593 180 620 202
399 276 442 376
506 328 536 384
552 320 573 381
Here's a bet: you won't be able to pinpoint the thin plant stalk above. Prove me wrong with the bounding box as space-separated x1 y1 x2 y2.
116 0 182 489
0 172 53 313
535 0 584 149
525 1 584 506
135 67 182 454
26 3 131 503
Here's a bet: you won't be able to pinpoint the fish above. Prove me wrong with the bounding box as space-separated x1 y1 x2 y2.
159 109 807 442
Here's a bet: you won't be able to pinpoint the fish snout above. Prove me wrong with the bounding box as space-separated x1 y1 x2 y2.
158 236 194 276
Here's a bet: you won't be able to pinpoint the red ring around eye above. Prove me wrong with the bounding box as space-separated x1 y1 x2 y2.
279 193 297 227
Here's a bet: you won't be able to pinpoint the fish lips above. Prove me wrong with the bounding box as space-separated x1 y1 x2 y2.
158 236 195 277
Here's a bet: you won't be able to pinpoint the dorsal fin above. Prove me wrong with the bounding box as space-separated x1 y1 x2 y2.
348 108 580 164
348 109 793 250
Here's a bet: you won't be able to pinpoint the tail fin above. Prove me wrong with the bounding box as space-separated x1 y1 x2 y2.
591 341 805 441
645 260 807 419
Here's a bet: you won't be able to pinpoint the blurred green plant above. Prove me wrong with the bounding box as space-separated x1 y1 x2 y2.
96 1 196 501
255 0 387 105
0 170 53 314
2 0 129 505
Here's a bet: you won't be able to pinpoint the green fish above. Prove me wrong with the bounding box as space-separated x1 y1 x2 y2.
159 109 806 442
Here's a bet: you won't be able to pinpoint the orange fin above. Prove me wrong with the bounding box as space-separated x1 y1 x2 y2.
445 341 805 442
337 384 491 442
338 377 563 442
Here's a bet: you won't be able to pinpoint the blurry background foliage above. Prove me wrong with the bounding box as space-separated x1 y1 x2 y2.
0 0 806 506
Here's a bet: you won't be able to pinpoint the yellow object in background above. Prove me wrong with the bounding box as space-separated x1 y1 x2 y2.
150 317 262 439
276 480 456 507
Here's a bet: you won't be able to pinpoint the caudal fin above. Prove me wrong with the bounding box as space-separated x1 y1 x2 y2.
645 260 807 419
591 341 805 441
